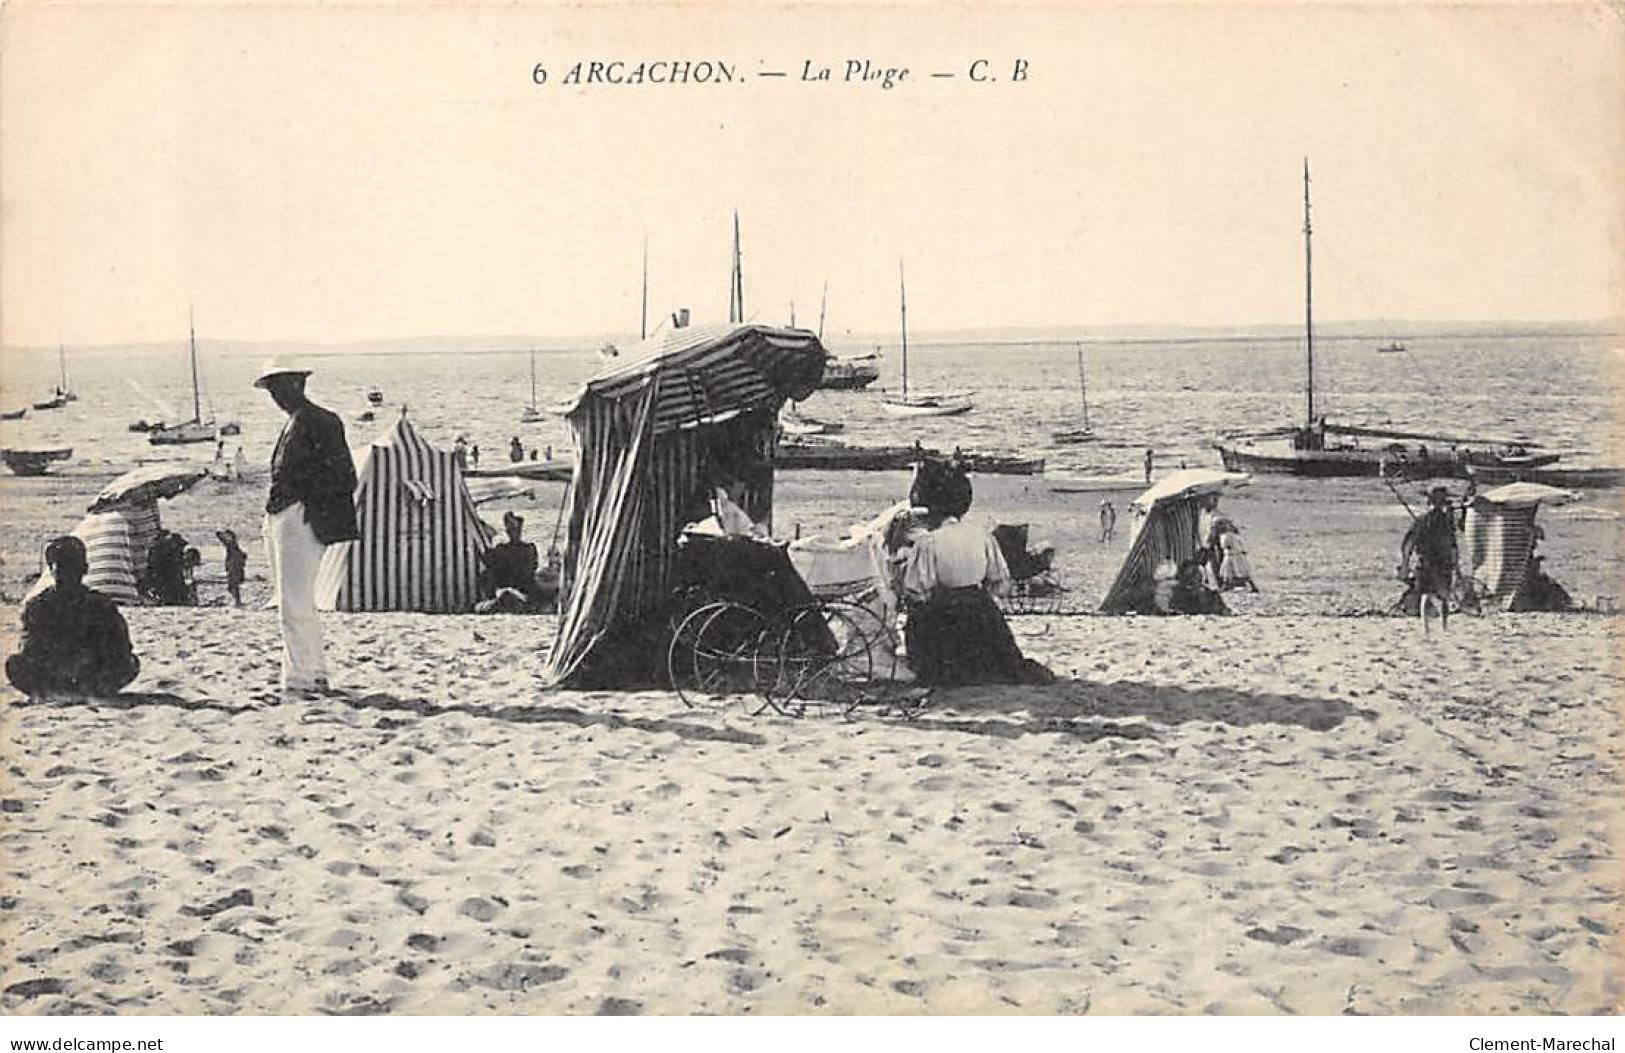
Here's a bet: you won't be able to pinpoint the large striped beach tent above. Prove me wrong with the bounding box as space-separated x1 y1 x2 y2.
1099 469 1251 614
24 511 144 607
1463 482 1578 611
543 322 827 686
315 414 489 613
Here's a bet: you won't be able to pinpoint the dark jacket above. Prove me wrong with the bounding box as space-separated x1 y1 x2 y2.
267 403 360 544
7 584 140 694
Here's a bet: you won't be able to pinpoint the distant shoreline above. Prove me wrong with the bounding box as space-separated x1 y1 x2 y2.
2 319 1618 359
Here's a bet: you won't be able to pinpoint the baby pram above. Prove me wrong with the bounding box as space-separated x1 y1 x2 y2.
665 528 910 716
992 523 1065 614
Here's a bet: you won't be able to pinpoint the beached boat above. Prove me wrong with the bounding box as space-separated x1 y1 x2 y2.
520 347 545 423
819 353 882 390
1 408 27 421
776 437 1040 475
878 262 974 418
1466 464 1625 490
1047 472 1148 494
958 451 1044 476
31 392 67 411
1215 161 1559 481
1377 341 1407 353
2 447 72 476
1052 345 1097 444
367 389 385 405
463 459 573 483
149 312 236 446
781 404 843 437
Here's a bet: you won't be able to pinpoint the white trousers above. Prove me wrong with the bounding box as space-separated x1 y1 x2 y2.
263 504 328 690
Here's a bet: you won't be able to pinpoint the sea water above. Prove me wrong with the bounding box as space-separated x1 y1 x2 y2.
1 328 1618 476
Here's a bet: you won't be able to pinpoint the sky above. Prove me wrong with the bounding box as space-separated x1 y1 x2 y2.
2 3 1621 346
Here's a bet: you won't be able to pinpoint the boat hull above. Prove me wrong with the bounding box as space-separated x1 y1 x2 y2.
1216 442 1565 480
878 398 973 418
148 422 217 446
819 372 880 391
2 448 71 476
1466 464 1625 489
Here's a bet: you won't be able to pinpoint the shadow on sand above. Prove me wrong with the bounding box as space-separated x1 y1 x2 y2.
10 675 1358 748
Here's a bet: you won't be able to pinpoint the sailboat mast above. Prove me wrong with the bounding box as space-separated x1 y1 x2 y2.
189 308 201 424
640 235 649 340
899 261 909 398
1303 158 1315 428
59 344 67 391
729 210 744 324
817 281 828 340
529 346 537 408
1077 345 1089 430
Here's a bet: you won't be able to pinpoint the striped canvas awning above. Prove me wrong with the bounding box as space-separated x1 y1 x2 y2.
542 324 826 686
558 323 827 435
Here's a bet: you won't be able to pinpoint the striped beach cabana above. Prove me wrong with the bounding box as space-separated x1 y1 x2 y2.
1100 469 1251 614
1463 482 1578 611
315 414 489 613
543 322 826 686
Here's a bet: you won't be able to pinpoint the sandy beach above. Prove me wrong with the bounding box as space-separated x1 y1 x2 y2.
2 603 1620 1015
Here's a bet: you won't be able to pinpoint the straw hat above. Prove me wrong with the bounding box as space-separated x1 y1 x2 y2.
252 358 313 389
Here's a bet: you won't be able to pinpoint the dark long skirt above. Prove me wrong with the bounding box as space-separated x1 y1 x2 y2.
905 586 1051 687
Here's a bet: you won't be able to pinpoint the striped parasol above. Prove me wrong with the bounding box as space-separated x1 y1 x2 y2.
89 465 208 512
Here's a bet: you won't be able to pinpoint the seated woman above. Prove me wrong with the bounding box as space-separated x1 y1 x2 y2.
7 536 141 696
476 512 543 613
899 459 1052 687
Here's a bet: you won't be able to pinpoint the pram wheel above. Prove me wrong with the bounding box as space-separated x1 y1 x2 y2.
758 603 876 717
999 573 1066 615
667 601 769 708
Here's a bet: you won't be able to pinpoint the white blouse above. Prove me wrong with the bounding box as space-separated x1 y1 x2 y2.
902 517 1012 599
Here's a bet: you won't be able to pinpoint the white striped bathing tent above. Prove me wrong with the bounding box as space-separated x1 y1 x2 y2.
315 415 489 613
543 323 827 686
1099 469 1251 614
24 511 143 606
1463 482 1578 611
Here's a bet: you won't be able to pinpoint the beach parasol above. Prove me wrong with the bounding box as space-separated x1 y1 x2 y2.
89 465 208 512
1479 482 1580 507
1131 468 1251 510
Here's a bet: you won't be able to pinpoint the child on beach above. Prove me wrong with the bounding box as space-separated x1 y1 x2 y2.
217 529 248 606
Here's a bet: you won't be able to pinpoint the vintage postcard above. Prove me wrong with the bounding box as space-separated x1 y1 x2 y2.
0 0 1620 1028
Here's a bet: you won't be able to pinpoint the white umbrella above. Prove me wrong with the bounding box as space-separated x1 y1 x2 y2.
89 465 208 512
1132 468 1251 510
1479 482 1580 507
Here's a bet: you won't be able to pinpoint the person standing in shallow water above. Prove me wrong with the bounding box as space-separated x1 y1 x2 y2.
6 536 140 697
255 361 359 696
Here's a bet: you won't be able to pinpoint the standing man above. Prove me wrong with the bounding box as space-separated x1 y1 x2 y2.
1099 499 1117 543
1143 448 1154 484
1400 485 1458 636
255 361 359 695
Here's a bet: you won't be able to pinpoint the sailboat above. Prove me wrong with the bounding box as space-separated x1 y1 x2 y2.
31 346 75 410
1214 161 1559 479
520 346 545 423
1052 345 1097 443
879 262 973 418
149 312 230 446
